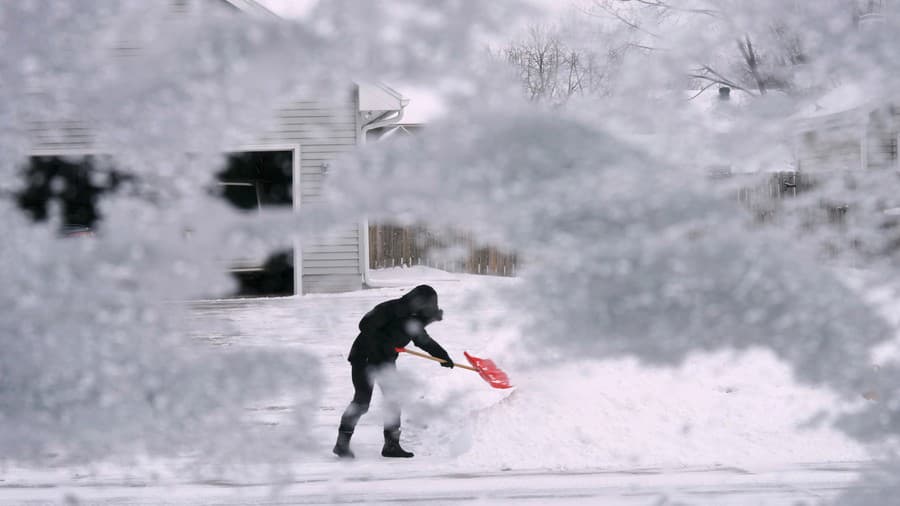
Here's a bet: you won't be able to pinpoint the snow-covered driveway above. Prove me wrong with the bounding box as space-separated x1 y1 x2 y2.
1 268 875 505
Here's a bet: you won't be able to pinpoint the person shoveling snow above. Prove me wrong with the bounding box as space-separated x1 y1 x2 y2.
334 284 453 459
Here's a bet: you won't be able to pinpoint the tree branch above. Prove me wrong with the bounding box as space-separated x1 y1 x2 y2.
617 0 721 18
584 2 662 40
689 66 758 96
687 81 718 100
736 35 767 95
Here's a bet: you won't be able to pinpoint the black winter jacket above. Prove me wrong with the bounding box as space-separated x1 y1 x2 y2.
348 285 451 365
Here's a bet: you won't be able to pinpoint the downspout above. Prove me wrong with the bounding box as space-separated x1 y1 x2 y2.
361 109 405 137
358 107 405 288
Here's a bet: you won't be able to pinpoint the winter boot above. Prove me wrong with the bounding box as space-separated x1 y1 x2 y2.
381 429 414 458
333 430 355 459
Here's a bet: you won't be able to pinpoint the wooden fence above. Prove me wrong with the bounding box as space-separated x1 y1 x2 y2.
368 224 519 276
368 172 848 278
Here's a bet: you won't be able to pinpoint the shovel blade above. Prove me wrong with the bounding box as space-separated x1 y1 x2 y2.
464 351 513 389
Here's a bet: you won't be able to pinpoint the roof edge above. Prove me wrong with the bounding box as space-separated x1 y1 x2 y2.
356 81 410 112
220 0 280 18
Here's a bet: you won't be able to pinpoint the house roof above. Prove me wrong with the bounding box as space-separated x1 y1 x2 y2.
218 0 280 18
796 82 868 120
358 82 410 113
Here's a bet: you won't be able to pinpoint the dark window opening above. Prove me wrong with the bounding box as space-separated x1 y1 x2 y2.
13 151 297 297
217 150 293 210
15 155 131 234
229 250 294 297
217 150 295 297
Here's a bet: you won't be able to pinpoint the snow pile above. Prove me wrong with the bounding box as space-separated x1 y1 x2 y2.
195 269 867 472
450 352 867 470
368 265 463 285
328 108 892 399
310 270 872 471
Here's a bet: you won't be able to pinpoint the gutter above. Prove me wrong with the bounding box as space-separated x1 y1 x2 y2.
358 103 407 288
221 0 281 18
360 109 406 139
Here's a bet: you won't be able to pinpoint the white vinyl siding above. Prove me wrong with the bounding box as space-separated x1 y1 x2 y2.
20 2 366 295
257 96 362 293
25 94 363 295
28 120 96 153
794 111 864 172
795 105 900 173
864 108 898 170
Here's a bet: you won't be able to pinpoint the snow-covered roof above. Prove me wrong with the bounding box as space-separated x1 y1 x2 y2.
358 82 410 113
679 88 795 174
796 82 869 119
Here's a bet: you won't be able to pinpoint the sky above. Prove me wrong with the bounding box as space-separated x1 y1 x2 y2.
255 0 317 18
253 0 578 123
256 0 574 21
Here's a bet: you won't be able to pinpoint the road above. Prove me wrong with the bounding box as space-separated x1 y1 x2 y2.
0 461 870 505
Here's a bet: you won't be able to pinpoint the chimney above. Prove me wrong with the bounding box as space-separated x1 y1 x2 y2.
718 86 731 101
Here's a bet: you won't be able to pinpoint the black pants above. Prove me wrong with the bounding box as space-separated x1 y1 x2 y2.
338 361 401 433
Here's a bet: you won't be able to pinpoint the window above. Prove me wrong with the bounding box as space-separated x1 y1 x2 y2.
216 149 296 297
15 155 131 234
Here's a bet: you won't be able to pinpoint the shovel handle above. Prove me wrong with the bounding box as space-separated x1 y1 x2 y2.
395 347 478 372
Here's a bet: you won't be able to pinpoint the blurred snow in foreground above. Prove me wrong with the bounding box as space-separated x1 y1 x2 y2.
1 267 878 503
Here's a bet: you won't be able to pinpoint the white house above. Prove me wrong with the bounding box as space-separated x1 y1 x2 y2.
791 1 900 173
793 82 899 173
24 0 410 295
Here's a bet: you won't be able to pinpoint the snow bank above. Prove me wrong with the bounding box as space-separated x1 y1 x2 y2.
290 268 870 471
367 265 464 285
442 351 867 471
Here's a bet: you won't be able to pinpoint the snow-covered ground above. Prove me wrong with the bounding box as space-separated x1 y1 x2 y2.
0 266 882 504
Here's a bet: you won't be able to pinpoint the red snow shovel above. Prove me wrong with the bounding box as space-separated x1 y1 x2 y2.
395 347 513 389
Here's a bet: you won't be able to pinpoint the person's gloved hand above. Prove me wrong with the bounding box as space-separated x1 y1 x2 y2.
440 357 454 368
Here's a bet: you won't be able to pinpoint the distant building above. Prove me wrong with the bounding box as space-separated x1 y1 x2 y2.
793 84 898 172
793 1 898 173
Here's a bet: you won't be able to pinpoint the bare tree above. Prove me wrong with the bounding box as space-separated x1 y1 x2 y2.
591 0 811 97
504 24 619 104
